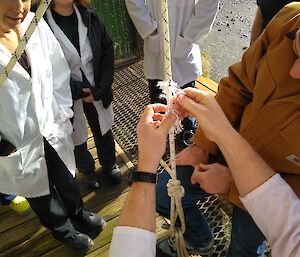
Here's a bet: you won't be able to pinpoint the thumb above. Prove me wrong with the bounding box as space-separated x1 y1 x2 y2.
159 112 177 132
177 94 202 116
191 169 204 185
199 163 211 171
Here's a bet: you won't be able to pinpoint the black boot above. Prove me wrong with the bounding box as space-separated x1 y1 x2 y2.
72 210 106 238
55 231 94 253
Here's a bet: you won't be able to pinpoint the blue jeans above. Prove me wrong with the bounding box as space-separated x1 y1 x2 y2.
156 166 266 256
156 166 213 247
227 206 266 257
148 80 196 131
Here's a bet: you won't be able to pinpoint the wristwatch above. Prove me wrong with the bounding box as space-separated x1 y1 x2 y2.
128 169 157 186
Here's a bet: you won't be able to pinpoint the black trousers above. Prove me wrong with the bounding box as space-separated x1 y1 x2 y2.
77 102 116 171
148 79 196 131
27 140 83 240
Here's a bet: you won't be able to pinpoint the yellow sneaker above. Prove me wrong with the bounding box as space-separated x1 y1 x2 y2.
8 196 31 216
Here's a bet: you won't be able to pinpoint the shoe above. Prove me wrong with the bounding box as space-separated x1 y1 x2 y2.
84 172 100 190
156 236 214 257
8 196 31 216
73 210 106 236
57 231 94 253
182 130 194 146
103 164 122 184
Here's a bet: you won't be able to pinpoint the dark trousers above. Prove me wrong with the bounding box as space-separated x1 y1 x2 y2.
0 193 15 205
27 140 83 240
148 79 196 131
81 102 116 170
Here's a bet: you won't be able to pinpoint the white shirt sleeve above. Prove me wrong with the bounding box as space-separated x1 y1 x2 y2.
240 173 300 257
109 226 156 257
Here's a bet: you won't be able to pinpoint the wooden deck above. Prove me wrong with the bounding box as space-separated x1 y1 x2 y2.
0 73 219 257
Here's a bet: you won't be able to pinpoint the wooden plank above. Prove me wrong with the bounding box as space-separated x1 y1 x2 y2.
196 76 218 95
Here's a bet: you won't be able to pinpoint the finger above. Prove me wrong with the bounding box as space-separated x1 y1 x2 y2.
191 171 203 185
159 112 177 133
296 29 300 56
153 113 165 122
199 163 212 171
177 94 204 116
150 103 168 113
182 88 211 104
140 105 155 123
153 121 161 127
82 88 91 93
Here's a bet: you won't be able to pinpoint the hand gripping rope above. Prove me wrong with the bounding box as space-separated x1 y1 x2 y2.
0 0 53 87
159 1 189 256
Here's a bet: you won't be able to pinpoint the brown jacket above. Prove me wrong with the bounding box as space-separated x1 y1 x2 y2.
193 2 300 208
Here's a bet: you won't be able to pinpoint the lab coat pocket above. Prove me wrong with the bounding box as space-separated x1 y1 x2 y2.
145 33 160 56
0 149 23 174
174 35 193 59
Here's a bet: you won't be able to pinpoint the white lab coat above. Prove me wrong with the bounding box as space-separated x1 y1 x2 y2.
125 0 219 87
0 12 75 198
46 5 114 146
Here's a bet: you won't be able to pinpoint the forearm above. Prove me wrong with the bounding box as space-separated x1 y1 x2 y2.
216 127 275 197
117 162 157 232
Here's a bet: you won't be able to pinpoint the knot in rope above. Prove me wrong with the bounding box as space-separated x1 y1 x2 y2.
167 178 185 199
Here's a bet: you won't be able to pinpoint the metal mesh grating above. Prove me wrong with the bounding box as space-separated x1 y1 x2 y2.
112 61 232 256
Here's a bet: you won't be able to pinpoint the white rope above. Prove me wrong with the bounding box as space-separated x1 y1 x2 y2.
160 1 189 256
0 0 52 87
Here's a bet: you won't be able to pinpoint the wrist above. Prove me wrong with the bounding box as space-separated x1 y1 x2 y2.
137 157 159 174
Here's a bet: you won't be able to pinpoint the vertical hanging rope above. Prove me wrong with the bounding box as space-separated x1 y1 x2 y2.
0 0 52 87
160 1 189 256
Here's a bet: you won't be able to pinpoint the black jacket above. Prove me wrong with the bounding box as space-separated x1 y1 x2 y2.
39 4 115 108
76 5 114 108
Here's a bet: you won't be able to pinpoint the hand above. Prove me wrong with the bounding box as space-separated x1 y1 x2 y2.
82 88 95 103
150 29 158 36
175 88 233 143
137 104 176 173
191 163 233 195
175 144 209 168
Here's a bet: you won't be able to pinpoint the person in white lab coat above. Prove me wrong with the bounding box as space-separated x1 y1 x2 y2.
125 0 219 143
0 0 105 252
34 0 121 188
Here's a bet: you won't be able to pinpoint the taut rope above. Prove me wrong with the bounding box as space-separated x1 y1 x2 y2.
0 0 53 87
160 1 189 256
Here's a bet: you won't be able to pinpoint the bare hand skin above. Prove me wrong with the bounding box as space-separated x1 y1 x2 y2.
175 144 209 168
191 163 233 195
150 29 158 36
137 104 176 173
82 88 95 103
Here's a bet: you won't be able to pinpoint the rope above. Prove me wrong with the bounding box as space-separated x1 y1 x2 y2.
0 0 52 87
160 1 188 256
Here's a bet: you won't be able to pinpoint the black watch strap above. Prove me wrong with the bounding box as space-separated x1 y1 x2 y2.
128 170 157 186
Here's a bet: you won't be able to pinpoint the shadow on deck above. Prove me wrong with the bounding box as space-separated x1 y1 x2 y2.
0 61 232 257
